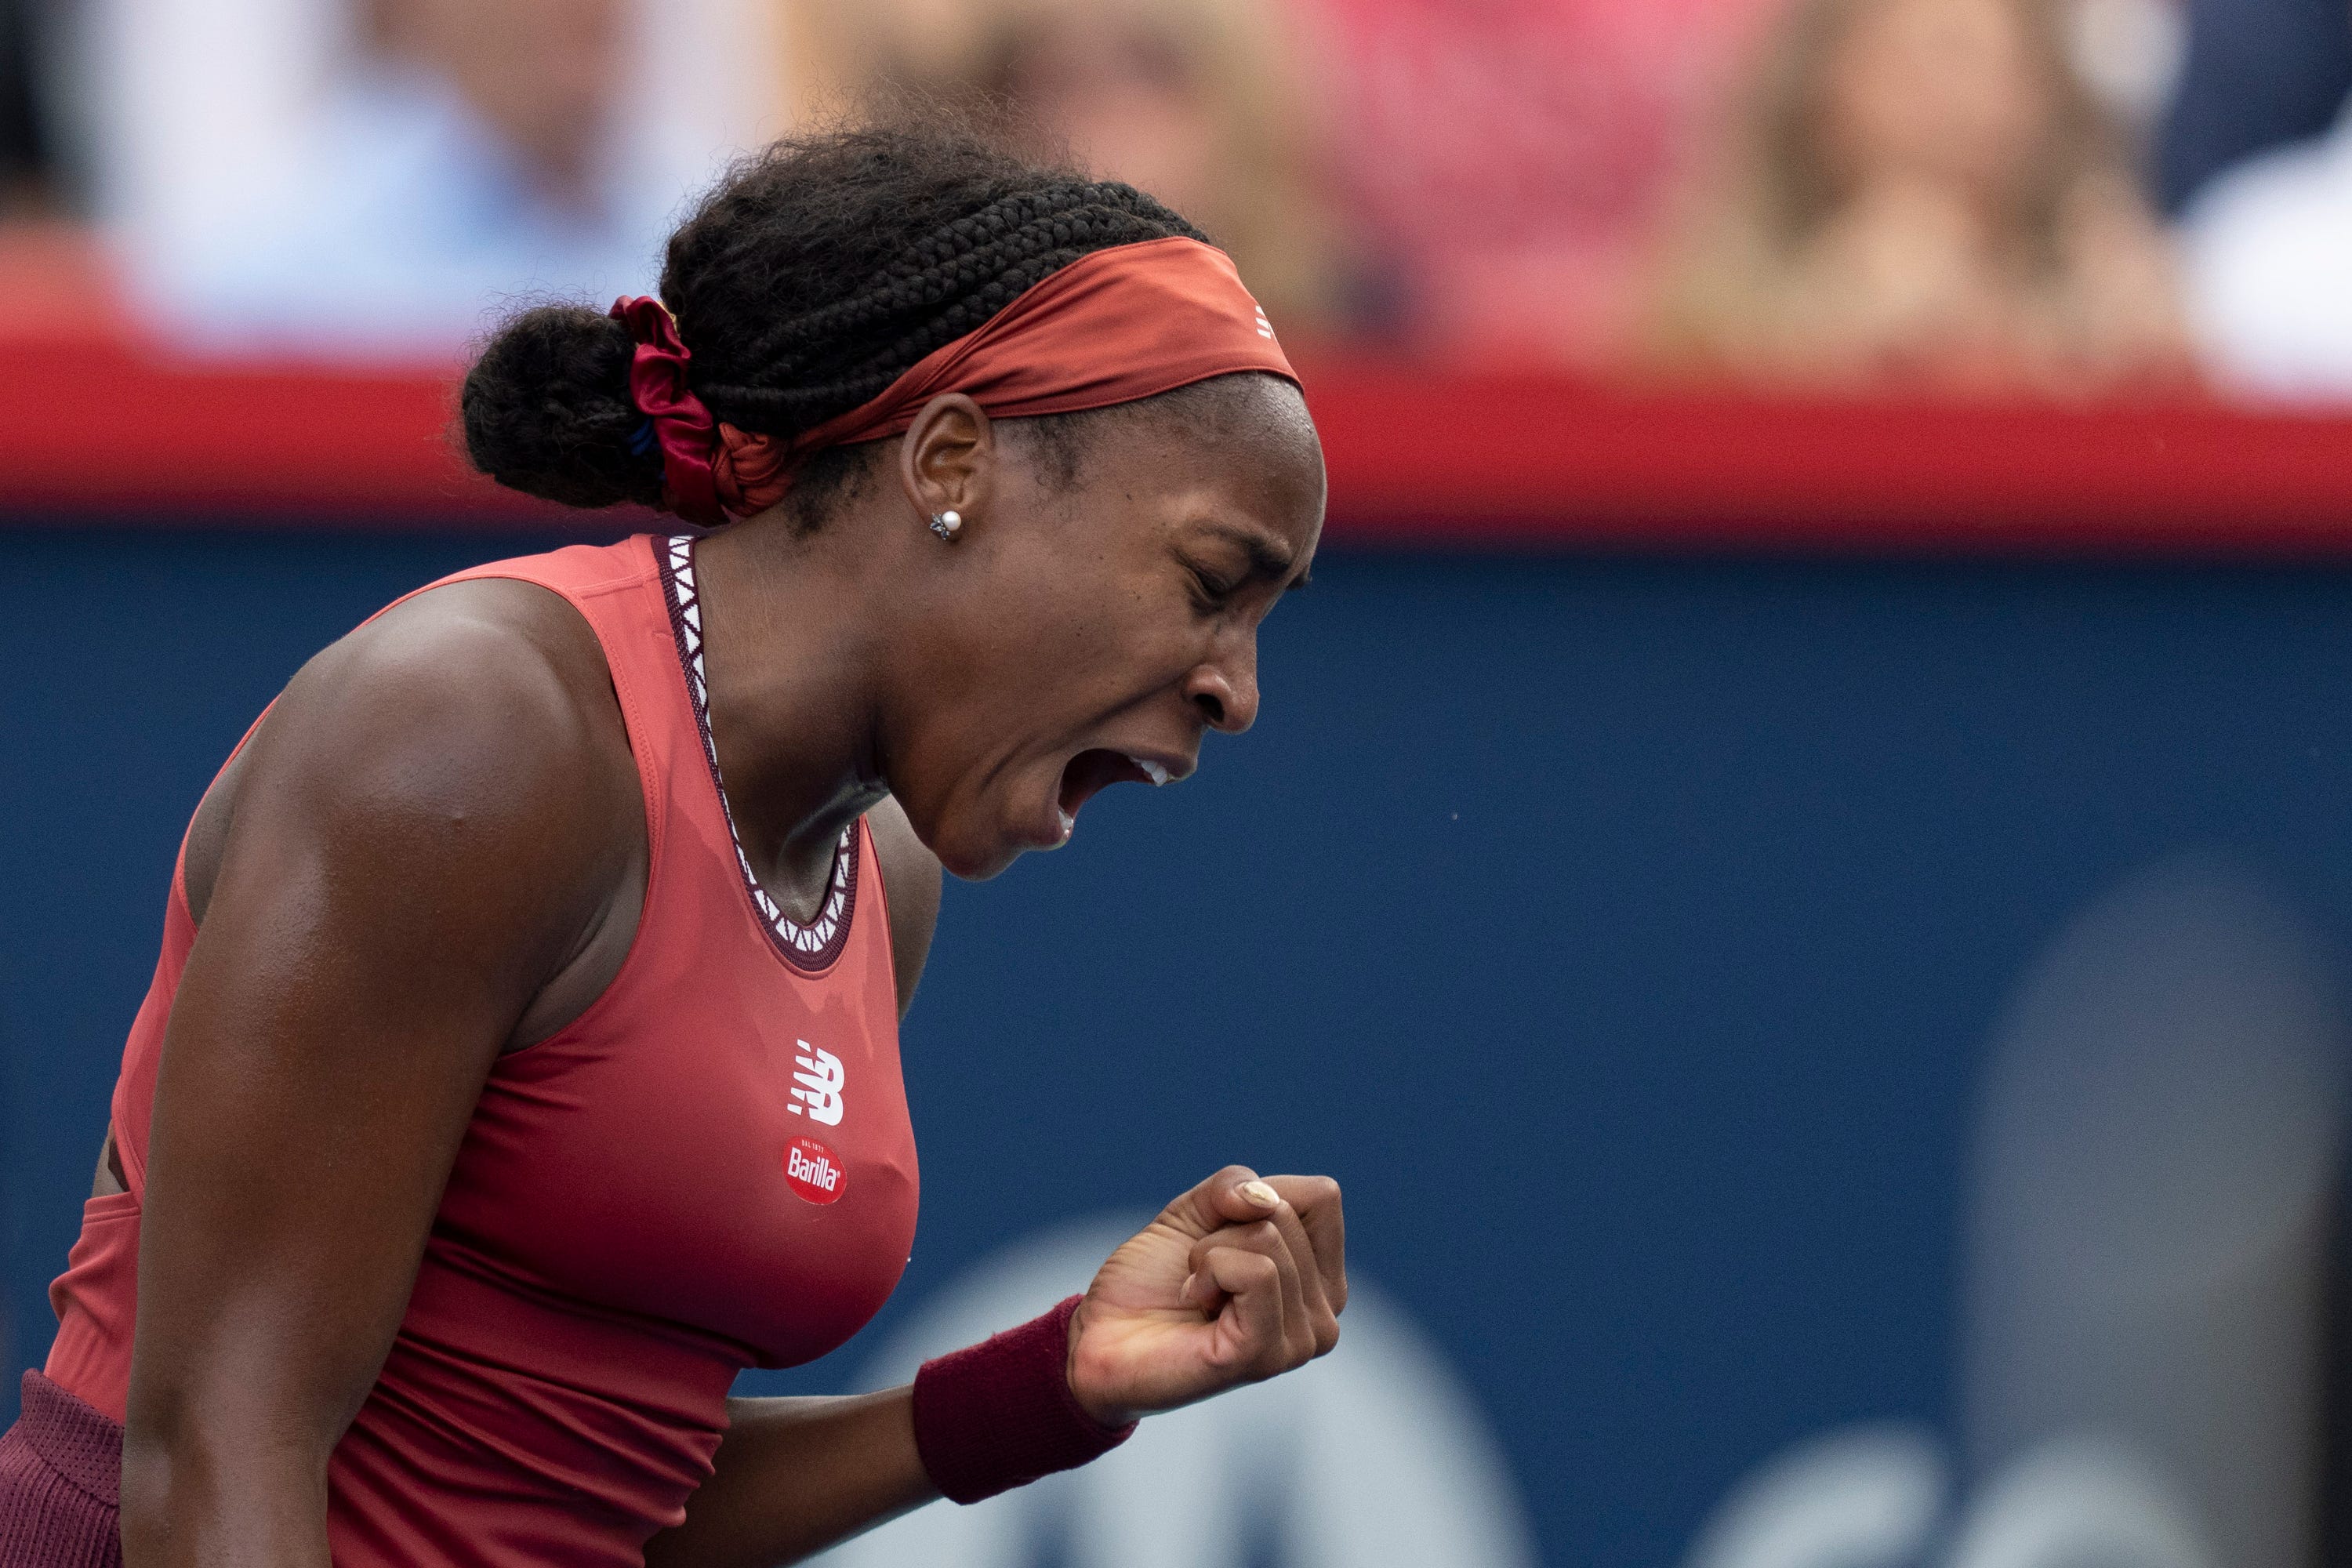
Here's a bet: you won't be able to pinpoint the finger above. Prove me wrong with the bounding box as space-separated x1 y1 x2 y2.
1199 1245 1289 1377
1251 1190 1341 1355
1203 1192 1332 1344
1158 1164 1266 1241
1188 1219 1314 1369
1209 1179 1318 1353
1179 1261 1233 1316
1211 1174 1287 1227
1181 1195 1279 1313
1261 1174 1347 1319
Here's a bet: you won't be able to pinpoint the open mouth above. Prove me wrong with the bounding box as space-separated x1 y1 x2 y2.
1055 748 1172 833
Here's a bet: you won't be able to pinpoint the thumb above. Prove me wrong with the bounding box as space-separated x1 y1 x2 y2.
1162 1164 1279 1239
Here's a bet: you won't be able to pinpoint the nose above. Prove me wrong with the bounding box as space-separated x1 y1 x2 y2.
1184 645 1260 735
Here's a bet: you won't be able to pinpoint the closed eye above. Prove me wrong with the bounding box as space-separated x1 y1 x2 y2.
1188 564 1237 609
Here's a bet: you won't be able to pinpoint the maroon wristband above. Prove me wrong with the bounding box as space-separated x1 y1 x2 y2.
910 1294 1137 1504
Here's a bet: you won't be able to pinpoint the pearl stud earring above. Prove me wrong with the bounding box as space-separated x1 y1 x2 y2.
929 510 962 542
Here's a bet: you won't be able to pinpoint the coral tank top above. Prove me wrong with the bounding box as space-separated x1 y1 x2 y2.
42 535 920 1564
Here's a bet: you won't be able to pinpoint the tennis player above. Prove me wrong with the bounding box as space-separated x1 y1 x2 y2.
0 122 1340 1566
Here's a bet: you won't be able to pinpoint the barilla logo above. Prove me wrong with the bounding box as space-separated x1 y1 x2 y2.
785 1135 847 1205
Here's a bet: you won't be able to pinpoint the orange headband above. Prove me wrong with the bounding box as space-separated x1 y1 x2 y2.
611 237 1301 527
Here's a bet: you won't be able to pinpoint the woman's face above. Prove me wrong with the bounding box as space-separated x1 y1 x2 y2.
1817 0 2052 200
891 379 1326 880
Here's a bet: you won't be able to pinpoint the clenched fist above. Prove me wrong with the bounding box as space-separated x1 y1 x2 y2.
1065 1166 1347 1428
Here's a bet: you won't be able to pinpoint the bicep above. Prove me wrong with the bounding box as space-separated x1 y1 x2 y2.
137 871 516 1457
866 797 942 1022
129 608 631 1464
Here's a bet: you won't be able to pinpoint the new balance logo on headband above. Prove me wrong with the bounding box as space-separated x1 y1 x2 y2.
789 1042 844 1126
1254 306 1275 340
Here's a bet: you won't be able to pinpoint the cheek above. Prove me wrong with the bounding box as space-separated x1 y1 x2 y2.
981 535 1174 684
900 576 1124 783
1044 583 1204 706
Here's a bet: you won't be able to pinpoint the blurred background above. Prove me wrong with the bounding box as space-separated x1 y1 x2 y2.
5 0 2352 391
5 1 2352 1566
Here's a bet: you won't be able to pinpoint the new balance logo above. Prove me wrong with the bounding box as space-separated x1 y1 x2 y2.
789 1042 844 1126
1253 305 1275 340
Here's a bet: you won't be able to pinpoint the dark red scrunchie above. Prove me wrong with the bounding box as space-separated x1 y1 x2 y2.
608 296 727 527
910 1294 1136 1504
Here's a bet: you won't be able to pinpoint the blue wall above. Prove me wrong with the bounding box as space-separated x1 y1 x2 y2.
7 527 2352 1566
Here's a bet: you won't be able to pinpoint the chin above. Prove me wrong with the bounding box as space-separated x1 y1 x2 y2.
926 821 1026 882
939 845 1021 882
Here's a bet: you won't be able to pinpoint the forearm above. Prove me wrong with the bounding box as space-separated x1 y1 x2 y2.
119 1429 334 1568
641 1389 937 1568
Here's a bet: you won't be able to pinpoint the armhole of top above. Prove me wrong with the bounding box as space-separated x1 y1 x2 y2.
468 568 670 1051
169 700 277 927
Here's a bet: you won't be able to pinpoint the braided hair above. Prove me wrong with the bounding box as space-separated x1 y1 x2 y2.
461 122 1208 519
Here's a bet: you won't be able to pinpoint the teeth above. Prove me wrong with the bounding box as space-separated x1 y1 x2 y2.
1133 757 1171 786
1057 808 1075 841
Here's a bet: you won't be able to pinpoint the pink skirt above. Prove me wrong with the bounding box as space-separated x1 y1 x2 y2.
0 1373 121 1566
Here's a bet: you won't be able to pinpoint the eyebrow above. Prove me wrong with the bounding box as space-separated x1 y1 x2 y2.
1200 521 1307 589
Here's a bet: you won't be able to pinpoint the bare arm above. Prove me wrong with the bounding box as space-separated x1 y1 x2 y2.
120 583 641 1566
640 1390 935 1568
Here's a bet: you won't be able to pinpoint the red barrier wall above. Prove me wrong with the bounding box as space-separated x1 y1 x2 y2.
8 336 2350 558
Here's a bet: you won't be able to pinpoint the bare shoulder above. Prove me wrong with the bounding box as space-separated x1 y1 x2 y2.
303 575 624 764
185 575 641 975
866 796 942 1021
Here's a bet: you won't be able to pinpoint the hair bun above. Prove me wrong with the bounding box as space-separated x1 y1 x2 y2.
461 304 666 510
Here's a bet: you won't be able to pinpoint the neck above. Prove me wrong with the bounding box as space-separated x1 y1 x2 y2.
688 514 896 918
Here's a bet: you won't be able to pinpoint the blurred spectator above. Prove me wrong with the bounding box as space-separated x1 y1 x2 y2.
0 0 63 215
0 0 128 343
776 0 1354 341
2155 0 2352 214
1645 0 2192 397
2063 0 2188 155
2175 5 2352 403
77 0 772 360
1294 0 1784 364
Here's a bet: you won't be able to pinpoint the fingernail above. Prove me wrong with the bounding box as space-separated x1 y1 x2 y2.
1242 1180 1279 1208
1181 1272 1199 1303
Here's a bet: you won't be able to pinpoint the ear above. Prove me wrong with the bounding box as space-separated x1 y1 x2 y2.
898 394 997 532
